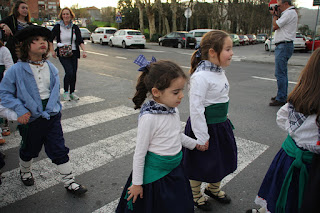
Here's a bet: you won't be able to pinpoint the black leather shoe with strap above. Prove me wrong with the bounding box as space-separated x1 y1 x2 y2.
204 188 231 204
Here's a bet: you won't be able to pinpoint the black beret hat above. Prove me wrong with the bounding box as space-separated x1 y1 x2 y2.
15 25 52 42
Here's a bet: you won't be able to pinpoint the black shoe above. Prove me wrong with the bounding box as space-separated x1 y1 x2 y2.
20 171 34 186
194 200 212 211
269 100 286 106
204 188 231 204
271 96 276 101
65 184 88 195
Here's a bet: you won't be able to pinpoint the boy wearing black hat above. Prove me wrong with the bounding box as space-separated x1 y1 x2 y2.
0 25 87 195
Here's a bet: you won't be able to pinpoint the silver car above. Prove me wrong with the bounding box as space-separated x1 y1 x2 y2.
80 28 91 40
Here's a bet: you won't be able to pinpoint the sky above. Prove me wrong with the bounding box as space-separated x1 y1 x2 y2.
60 0 319 9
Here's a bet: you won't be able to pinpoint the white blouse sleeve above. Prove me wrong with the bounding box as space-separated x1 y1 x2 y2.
132 114 155 185
276 103 289 131
2 47 14 71
180 133 197 150
189 74 210 145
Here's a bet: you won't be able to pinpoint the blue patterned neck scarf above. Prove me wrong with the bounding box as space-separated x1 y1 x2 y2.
139 100 176 118
59 20 73 29
196 60 223 73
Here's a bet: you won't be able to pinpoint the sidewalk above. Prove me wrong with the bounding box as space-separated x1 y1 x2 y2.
241 52 310 66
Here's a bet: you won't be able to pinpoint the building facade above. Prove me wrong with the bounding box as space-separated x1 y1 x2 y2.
25 0 60 20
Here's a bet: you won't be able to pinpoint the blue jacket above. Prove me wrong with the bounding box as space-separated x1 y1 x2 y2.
0 61 62 123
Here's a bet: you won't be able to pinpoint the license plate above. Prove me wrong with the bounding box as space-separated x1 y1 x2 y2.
189 43 194 45
134 40 141 42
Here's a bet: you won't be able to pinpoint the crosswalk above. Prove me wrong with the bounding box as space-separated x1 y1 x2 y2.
0 95 269 212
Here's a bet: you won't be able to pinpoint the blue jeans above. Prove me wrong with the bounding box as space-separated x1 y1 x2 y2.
274 43 294 102
59 52 78 94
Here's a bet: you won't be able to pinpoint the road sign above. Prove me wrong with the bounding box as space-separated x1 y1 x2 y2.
314 0 320 6
184 8 192 18
116 12 122 23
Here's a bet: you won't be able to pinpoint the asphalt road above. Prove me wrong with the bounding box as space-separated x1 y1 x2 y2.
0 41 310 213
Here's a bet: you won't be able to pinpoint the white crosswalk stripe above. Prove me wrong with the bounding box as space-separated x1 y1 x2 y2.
0 95 269 212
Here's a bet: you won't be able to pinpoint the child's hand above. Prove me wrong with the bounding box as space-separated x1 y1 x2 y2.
127 184 143 203
17 112 31 124
196 141 209 151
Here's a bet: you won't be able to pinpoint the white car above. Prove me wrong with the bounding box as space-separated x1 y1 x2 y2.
90 27 117 45
189 29 214 44
109 29 146 49
265 33 306 52
80 28 91 40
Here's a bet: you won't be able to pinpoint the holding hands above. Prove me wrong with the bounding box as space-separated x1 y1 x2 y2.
196 140 209 151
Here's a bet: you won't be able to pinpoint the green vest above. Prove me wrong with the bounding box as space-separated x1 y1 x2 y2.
204 102 229 124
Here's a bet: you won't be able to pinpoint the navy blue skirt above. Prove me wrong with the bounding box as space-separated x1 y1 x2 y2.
255 148 311 213
182 118 237 183
116 164 194 213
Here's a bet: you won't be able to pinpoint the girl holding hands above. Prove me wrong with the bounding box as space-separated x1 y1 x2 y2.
116 55 208 213
183 30 237 211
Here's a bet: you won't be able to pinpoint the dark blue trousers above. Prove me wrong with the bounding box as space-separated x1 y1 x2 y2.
18 112 69 165
59 52 78 93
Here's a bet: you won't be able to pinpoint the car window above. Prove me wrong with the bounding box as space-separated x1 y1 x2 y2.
186 33 193 37
127 31 142 35
296 34 304 38
166 33 175 38
105 30 116 34
119 31 125 35
114 31 120 36
194 32 206 37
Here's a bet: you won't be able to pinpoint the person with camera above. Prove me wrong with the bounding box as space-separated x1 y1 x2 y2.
269 0 297 107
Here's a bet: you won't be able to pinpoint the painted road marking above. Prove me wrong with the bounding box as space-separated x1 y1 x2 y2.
0 129 137 208
128 49 165 53
86 51 109 57
61 96 104 110
0 105 137 151
91 136 269 212
252 76 297 84
115 56 127 60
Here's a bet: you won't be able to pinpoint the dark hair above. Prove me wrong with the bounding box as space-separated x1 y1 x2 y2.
11 1 31 22
18 36 49 62
288 48 320 126
281 0 292 6
190 30 229 75
0 40 3 47
132 60 187 109
59 7 76 20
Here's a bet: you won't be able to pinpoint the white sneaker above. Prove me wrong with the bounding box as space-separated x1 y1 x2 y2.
63 92 71 101
70 93 80 100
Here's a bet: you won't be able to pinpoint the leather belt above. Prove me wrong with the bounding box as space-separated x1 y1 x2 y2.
275 40 293 46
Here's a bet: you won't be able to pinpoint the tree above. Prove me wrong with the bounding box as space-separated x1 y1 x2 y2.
101 7 116 24
144 0 156 40
136 0 145 33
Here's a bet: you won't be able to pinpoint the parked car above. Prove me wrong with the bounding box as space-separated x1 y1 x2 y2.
159 31 196 49
265 34 306 52
229 34 240 46
294 33 306 52
256 35 266 43
257 33 268 41
109 29 146 49
80 28 91 40
90 27 117 45
239 35 249 45
305 36 320 51
246 34 257 44
189 29 213 44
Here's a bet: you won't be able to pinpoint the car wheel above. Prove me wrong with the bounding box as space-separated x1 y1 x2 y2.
122 41 127 49
177 42 183 49
90 37 94 43
100 39 104 45
109 40 113 47
265 44 269 51
140 45 145 49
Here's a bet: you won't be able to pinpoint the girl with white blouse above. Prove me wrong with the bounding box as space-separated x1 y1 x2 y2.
116 55 208 213
183 30 237 211
247 48 320 213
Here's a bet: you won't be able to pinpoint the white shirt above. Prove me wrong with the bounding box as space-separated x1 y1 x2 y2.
132 108 197 185
274 6 298 43
189 70 230 145
277 103 319 153
59 27 76 50
29 63 50 99
0 46 14 70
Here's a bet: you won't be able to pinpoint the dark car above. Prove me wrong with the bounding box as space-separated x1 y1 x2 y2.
159 31 196 49
246 34 257 44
